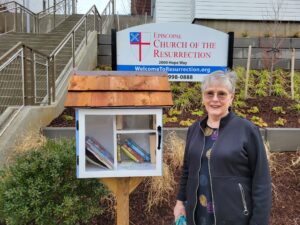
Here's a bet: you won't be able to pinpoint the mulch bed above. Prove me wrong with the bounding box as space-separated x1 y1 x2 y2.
89 152 299 225
49 96 300 128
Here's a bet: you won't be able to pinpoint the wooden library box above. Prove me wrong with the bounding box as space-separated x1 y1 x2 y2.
64 71 173 178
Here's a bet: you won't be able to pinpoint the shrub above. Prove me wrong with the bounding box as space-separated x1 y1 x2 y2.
0 139 109 225
272 106 286 114
274 117 287 126
295 103 300 113
251 116 268 127
167 108 182 116
171 82 202 110
179 118 195 127
191 109 204 116
247 106 259 114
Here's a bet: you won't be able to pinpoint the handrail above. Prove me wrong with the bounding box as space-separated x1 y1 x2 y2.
36 0 67 19
0 1 36 16
0 41 49 61
49 5 101 58
0 42 49 71
0 0 73 34
1 4 101 109
0 41 23 64
101 0 114 15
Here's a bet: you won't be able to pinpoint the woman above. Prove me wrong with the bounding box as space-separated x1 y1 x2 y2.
174 71 272 225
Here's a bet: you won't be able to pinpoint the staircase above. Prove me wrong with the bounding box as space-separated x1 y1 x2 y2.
0 14 85 114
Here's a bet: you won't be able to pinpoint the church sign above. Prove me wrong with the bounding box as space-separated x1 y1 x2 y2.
117 23 229 81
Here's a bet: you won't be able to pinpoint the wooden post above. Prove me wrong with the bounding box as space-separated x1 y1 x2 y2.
245 45 252 99
101 177 144 225
149 134 156 164
291 48 295 100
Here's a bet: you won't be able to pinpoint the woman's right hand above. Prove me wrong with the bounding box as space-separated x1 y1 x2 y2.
174 200 186 221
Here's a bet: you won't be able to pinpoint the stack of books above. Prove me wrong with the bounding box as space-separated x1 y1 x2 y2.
118 138 151 163
85 136 114 169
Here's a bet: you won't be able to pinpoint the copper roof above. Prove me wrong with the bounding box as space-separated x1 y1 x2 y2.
64 71 173 108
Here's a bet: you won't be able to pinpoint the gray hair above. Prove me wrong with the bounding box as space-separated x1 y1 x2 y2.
201 70 237 93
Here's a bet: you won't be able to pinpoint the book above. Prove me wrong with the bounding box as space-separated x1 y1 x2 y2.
85 136 114 169
121 144 144 163
86 149 108 169
86 141 113 169
121 145 140 163
125 138 151 162
86 142 113 169
117 134 121 162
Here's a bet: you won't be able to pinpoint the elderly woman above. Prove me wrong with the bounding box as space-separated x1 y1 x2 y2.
174 71 272 225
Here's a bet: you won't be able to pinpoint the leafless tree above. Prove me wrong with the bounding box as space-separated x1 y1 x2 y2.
262 0 285 95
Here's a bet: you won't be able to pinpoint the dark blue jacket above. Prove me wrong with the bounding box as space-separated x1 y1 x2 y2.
177 112 272 225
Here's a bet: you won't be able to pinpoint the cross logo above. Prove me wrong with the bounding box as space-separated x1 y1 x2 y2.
130 32 150 62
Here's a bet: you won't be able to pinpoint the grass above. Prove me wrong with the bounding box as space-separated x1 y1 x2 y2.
145 131 185 212
6 131 46 165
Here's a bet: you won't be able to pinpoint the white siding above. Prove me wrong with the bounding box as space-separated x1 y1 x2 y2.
154 0 193 23
195 0 300 21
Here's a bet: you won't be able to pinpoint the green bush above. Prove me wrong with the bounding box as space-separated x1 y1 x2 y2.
0 139 109 225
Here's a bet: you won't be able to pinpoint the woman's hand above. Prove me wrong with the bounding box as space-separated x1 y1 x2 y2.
174 200 186 221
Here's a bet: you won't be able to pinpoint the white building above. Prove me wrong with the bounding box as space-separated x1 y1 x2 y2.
153 0 300 37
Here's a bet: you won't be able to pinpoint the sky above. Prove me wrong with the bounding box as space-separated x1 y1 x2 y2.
77 0 131 15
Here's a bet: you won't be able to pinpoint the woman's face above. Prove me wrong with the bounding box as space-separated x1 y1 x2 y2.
202 82 234 119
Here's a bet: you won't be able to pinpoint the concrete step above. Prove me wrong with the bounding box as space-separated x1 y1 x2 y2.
0 74 23 81
0 81 23 89
0 80 47 87
0 88 47 98
0 88 23 96
1 33 65 39
0 96 23 103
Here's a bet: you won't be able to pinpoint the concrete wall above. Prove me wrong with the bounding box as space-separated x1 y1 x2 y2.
76 31 98 70
194 19 300 38
42 127 300 152
98 34 111 66
233 37 300 70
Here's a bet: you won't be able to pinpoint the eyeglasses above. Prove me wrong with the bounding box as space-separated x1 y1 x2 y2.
204 91 229 100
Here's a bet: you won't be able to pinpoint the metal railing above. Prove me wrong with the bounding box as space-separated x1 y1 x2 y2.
0 5 101 139
0 5 101 118
101 0 115 33
49 5 101 101
0 42 50 116
0 0 74 34
36 0 74 33
0 1 36 33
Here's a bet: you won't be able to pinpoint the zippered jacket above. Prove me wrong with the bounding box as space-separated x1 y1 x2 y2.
177 111 272 225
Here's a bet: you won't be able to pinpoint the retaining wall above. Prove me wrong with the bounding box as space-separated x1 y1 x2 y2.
42 127 300 152
233 37 300 70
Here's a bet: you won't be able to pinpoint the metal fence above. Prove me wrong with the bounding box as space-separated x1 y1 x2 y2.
101 0 115 34
50 6 101 100
37 0 73 33
0 47 23 114
0 0 74 34
0 5 101 139
0 43 51 115
33 53 49 104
